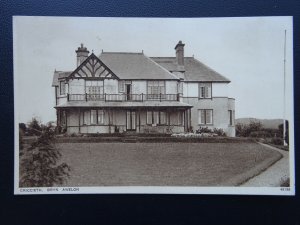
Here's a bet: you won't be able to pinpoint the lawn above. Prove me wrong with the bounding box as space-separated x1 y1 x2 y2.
57 142 282 186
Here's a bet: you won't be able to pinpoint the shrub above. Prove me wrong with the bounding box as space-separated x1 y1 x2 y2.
19 126 71 187
249 131 271 138
213 128 226 137
196 127 213 134
236 121 262 137
271 137 283 146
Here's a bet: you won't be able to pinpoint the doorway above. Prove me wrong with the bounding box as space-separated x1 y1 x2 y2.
126 84 131 100
126 110 136 131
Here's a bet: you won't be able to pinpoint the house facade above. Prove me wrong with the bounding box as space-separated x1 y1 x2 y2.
52 41 235 136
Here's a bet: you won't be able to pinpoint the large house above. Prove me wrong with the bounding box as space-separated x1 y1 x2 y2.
52 41 235 136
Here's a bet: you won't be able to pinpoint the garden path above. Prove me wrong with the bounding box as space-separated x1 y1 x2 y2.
241 143 290 187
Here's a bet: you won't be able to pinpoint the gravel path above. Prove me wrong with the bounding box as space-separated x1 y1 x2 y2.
241 143 289 187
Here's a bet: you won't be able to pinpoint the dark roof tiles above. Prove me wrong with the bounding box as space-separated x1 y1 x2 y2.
99 52 179 80
151 57 230 82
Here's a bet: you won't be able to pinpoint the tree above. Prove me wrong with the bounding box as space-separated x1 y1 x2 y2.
27 117 42 135
19 123 27 133
235 121 262 137
20 125 70 187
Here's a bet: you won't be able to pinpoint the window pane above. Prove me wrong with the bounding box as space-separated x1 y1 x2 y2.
154 111 159 124
84 111 89 125
91 110 97 124
97 110 104 124
206 110 213 124
119 81 125 92
178 112 183 125
146 111 152 124
198 110 205 124
160 112 166 124
60 81 66 95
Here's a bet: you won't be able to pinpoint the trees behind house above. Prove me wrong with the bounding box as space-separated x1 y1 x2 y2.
236 120 289 146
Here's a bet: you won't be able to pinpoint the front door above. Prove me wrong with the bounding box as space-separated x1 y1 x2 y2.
126 110 136 131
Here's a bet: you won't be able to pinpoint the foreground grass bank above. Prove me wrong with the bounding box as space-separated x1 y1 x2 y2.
57 142 282 187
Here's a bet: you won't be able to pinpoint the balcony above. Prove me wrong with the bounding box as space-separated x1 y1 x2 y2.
67 93 180 102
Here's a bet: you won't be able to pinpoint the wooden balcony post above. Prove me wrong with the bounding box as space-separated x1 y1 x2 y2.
105 93 106 102
142 93 144 102
160 93 162 102
67 93 69 101
85 93 88 101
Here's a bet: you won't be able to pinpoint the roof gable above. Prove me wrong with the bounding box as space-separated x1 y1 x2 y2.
68 53 119 80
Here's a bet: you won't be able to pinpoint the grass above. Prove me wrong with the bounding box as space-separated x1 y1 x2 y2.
56 142 282 187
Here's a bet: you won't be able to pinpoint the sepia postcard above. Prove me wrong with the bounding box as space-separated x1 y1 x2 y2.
13 16 294 195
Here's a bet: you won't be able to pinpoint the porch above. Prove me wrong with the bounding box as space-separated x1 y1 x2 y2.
56 105 192 134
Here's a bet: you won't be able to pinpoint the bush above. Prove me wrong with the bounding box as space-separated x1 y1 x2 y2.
19 126 71 187
195 127 226 136
271 137 283 145
236 121 262 137
249 131 271 138
213 128 226 137
196 127 213 134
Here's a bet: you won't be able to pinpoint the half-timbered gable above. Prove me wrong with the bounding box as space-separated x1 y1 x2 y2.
67 53 119 80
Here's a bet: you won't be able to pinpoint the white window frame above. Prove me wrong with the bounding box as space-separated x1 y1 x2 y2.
199 83 212 99
198 109 213 125
228 110 235 126
146 110 166 125
97 110 104 124
90 110 97 124
60 81 66 95
86 80 104 95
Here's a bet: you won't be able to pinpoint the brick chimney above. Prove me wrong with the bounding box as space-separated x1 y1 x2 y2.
76 43 89 67
175 40 185 67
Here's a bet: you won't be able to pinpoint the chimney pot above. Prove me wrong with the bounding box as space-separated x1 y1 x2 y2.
76 43 89 67
174 40 185 68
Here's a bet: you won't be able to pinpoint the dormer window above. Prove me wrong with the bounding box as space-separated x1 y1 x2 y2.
60 81 66 95
199 83 212 99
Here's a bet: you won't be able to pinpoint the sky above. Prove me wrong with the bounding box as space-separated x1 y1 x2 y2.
13 16 293 124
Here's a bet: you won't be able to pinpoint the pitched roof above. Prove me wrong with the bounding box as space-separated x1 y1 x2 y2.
52 71 72 86
151 57 230 82
55 101 192 109
99 52 179 80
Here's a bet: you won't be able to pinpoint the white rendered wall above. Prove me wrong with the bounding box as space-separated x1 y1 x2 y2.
132 81 147 94
166 81 178 94
212 83 228 97
104 79 118 94
183 82 198 97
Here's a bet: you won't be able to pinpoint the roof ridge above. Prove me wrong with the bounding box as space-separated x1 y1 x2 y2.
101 52 143 55
143 53 180 80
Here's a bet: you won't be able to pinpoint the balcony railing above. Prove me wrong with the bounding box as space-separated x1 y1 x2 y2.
67 93 179 102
